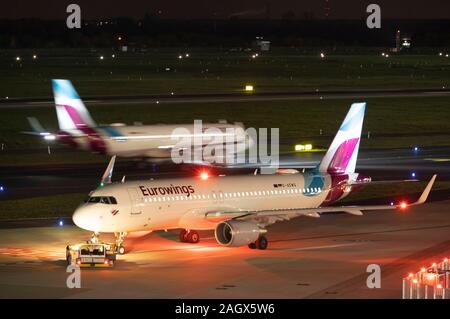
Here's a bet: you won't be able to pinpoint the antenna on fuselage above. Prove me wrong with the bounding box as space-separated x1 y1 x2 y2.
99 155 116 187
121 175 126 183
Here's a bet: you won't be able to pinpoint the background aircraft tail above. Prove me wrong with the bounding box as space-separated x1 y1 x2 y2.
52 79 96 131
318 102 366 174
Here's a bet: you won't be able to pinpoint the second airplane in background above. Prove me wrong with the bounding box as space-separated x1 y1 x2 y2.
25 79 252 160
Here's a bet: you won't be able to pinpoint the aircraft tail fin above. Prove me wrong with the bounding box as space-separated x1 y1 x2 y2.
52 79 96 131
318 102 366 174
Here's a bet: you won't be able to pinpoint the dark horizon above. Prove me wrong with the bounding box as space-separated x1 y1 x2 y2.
3 0 450 20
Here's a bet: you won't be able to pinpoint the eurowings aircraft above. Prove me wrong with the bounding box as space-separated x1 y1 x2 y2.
24 79 252 159
72 102 436 253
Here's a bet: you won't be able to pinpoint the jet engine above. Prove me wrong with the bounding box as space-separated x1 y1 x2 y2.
214 220 266 247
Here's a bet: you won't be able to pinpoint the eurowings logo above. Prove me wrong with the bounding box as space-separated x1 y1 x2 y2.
111 209 119 216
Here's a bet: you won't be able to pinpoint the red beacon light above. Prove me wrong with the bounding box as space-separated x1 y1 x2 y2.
399 201 408 210
200 172 209 180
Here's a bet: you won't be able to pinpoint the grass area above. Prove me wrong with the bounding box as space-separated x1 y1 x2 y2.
1 48 449 98
1 181 448 220
1 95 449 165
0 193 85 220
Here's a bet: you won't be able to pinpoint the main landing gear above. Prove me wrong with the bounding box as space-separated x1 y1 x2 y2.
248 235 268 250
179 229 200 244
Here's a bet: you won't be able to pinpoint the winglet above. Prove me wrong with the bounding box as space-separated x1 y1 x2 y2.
411 174 437 206
100 156 116 186
27 117 45 133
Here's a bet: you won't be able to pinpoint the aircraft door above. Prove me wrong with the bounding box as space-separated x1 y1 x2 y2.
127 187 143 215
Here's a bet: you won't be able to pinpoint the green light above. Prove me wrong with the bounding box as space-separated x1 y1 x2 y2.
100 182 104 187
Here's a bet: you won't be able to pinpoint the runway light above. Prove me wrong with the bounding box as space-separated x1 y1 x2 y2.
245 85 254 92
59 220 64 227
295 144 305 151
185 53 189 57
32 54 37 59
320 52 325 59
111 54 115 58
178 55 183 59
390 202 394 206
439 52 443 56
295 144 313 152
15 56 21 61
200 172 209 180
381 52 385 56
99 56 104 60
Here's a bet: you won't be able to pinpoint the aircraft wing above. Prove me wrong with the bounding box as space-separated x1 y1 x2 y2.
205 174 436 226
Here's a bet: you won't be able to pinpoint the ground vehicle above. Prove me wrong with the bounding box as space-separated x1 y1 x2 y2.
66 242 116 267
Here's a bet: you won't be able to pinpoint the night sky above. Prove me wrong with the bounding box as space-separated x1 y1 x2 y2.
2 0 450 20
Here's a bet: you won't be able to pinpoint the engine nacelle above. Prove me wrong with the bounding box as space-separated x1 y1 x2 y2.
215 220 266 247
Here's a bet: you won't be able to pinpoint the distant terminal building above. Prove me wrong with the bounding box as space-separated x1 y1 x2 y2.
254 37 271 52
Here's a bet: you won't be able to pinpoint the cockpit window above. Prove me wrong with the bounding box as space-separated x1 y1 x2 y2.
85 196 118 204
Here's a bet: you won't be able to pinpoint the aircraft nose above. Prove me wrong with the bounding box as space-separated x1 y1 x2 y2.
72 206 102 232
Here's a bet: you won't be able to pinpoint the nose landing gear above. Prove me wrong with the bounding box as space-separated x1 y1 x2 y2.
114 232 128 254
179 229 200 243
90 232 100 244
87 232 128 254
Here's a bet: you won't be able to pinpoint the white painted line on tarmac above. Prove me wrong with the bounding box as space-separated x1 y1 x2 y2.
287 242 363 251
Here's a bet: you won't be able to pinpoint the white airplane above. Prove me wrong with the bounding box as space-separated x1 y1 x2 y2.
72 102 437 253
25 79 252 159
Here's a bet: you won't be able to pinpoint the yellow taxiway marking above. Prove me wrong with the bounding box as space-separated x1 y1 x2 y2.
424 158 450 162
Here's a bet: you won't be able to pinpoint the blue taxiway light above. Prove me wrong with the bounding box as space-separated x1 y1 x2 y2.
413 146 419 152
411 172 416 178
59 220 64 227
0 186 4 192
